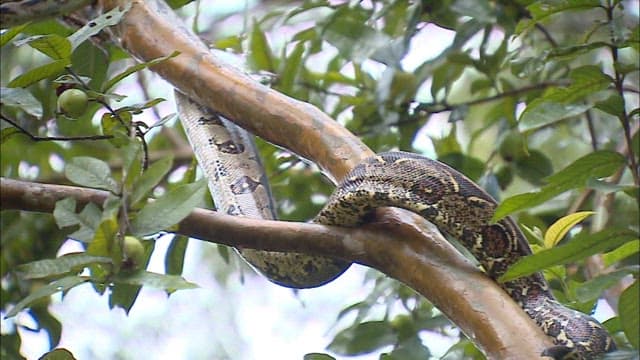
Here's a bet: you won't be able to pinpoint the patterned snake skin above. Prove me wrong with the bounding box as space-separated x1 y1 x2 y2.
175 94 616 359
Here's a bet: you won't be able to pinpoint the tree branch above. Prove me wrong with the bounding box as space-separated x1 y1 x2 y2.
91 0 555 357
1 177 554 358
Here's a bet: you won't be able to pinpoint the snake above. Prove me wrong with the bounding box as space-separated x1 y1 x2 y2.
175 92 617 359
1 0 617 358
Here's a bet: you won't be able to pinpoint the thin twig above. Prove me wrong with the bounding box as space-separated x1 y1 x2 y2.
1 114 113 142
415 81 567 115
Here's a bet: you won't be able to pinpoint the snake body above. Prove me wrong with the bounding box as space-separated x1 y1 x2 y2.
176 93 616 358
175 93 349 287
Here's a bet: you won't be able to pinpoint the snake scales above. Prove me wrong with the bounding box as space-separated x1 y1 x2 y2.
175 93 616 359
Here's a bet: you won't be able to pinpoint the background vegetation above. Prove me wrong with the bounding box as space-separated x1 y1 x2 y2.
1 0 638 359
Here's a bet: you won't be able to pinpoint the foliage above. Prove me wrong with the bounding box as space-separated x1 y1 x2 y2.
1 0 638 359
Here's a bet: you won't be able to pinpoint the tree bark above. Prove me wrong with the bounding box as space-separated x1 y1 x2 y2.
89 0 556 357
0 0 557 357
2 179 554 360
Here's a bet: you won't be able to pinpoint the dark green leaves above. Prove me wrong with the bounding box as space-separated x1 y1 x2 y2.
323 8 392 63
519 66 614 132
328 321 397 356
500 228 638 282
619 280 639 349
131 179 207 236
493 151 626 221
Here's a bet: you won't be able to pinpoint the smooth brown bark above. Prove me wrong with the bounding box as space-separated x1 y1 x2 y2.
89 0 555 357
1 0 555 357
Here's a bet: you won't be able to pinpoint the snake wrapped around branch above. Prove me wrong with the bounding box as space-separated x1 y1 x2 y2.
1 0 617 358
175 90 616 359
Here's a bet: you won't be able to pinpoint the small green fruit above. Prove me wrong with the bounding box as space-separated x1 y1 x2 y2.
123 236 145 271
498 131 528 162
57 88 89 118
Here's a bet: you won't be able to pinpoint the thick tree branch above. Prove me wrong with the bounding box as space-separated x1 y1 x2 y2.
83 0 553 357
1 177 554 358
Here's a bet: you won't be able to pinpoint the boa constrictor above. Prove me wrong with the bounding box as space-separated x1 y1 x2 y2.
0 0 616 357
175 93 616 359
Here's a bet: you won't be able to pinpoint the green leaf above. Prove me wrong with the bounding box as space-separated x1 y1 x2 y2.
544 211 594 248
53 198 102 242
595 94 625 118
130 156 174 205
65 156 119 193
0 87 43 118
575 266 639 303
493 151 625 221
327 321 397 355
71 41 109 89
87 217 119 256
166 0 195 9
500 228 638 282
248 20 275 72
5 276 88 318
112 271 198 293
131 179 207 236
165 235 189 275
518 100 593 132
23 34 71 60
102 51 180 92
618 280 639 349
39 348 77 360
278 41 305 94
0 24 29 47
304 354 336 360
603 240 640 267
323 8 392 63
519 66 613 131
7 58 69 88
108 282 142 313
67 203 102 242
516 0 600 34
16 253 112 280
53 198 80 228
513 150 554 185
67 4 131 50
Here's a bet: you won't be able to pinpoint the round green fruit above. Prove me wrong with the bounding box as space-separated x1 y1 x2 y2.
123 236 145 270
498 131 528 162
57 88 89 118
